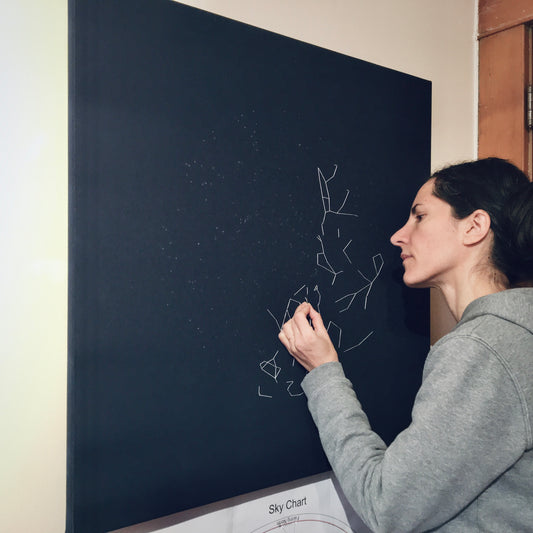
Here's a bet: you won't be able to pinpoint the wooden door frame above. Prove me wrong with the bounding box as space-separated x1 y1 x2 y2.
478 0 533 178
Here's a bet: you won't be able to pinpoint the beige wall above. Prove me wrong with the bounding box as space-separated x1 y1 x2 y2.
0 1 475 531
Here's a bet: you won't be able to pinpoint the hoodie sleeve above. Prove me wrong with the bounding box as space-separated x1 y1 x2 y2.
301 335 528 533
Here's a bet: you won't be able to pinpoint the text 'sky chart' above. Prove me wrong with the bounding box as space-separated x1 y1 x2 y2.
259 166 384 400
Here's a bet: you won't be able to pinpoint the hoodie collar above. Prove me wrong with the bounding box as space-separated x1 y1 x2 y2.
459 288 533 335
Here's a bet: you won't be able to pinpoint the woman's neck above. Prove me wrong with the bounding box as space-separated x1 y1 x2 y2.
438 269 508 322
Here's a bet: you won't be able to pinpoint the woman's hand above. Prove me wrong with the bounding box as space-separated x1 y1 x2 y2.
278 302 339 371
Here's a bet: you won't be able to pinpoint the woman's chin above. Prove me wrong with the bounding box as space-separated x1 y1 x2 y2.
402 272 431 289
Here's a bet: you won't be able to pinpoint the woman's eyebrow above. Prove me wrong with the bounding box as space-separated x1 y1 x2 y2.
410 203 421 215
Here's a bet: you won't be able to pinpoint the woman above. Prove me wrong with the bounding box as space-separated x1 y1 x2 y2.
279 158 533 532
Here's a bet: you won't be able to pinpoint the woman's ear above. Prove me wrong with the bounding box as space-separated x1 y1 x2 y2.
463 209 492 245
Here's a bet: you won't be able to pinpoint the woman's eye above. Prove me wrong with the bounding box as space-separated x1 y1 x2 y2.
415 214 424 222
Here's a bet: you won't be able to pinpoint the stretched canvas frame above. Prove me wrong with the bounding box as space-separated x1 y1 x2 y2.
67 1 431 531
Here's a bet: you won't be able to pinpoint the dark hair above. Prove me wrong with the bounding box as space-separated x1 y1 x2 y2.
431 157 533 286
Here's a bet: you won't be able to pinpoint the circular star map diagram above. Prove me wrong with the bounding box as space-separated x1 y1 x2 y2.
250 512 354 533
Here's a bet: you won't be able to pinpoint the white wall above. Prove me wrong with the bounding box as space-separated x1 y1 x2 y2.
0 2 68 532
0 1 476 531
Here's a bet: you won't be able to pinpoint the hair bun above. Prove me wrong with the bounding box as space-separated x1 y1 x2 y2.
499 180 533 285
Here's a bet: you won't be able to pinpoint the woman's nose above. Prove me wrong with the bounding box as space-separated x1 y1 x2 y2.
390 224 407 247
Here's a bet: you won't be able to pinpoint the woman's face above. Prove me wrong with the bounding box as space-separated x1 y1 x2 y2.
390 178 466 289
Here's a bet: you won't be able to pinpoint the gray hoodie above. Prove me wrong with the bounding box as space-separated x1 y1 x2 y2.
302 288 533 532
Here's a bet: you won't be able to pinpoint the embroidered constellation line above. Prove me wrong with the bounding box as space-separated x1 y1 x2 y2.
261 166 383 398
336 253 384 311
267 297 302 331
260 351 281 382
293 284 308 298
317 235 343 285
327 321 342 348
343 239 353 263
314 285 322 313
283 299 303 325
267 308 282 331
286 381 304 397
344 330 374 352
267 283 322 335
318 165 358 236
317 164 361 284
257 386 272 398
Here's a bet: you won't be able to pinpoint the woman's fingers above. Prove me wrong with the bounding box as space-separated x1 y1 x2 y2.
277 302 339 371
288 302 311 334
308 305 327 335
279 321 293 348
